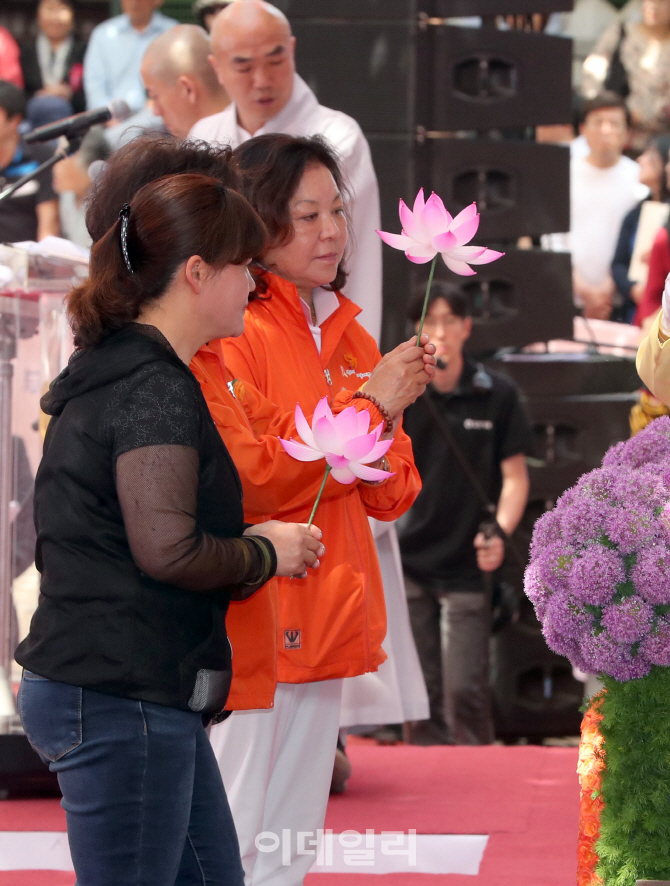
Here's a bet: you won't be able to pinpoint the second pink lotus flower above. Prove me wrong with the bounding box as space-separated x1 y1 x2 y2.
279 398 393 485
377 189 503 276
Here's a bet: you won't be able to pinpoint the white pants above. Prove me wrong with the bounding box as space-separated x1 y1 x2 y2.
210 680 343 886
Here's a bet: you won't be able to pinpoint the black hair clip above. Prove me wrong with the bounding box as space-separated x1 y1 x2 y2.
119 203 133 274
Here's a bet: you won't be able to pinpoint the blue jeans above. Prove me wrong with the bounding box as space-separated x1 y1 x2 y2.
18 671 245 886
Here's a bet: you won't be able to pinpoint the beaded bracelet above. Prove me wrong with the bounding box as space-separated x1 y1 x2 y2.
351 391 394 433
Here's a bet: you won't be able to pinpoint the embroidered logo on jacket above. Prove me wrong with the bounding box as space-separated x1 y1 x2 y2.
284 630 301 649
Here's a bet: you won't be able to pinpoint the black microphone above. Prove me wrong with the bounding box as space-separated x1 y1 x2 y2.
24 100 132 144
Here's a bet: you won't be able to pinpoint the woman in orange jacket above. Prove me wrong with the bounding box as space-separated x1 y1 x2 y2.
80 135 431 721
199 134 435 886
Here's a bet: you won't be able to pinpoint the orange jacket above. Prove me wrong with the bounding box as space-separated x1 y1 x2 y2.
191 342 392 704
213 272 421 684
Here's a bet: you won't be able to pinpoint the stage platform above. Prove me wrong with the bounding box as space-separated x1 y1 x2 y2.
0 744 579 885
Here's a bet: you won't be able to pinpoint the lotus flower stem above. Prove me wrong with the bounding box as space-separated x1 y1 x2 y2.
415 255 437 346
308 465 332 528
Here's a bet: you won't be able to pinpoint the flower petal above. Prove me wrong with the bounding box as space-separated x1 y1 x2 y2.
422 192 452 238
326 453 350 469
333 405 360 440
449 213 480 245
279 438 324 462
358 438 393 464
449 203 478 229
356 410 371 435
468 248 505 265
431 230 458 252
312 415 342 455
342 432 377 461
313 397 333 426
294 403 316 449
412 188 426 216
377 230 417 251
329 466 357 484
399 199 428 245
350 463 395 482
443 245 487 261
442 255 477 276
406 246 438 264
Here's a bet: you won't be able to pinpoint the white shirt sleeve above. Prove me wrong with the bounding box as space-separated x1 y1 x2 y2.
326 118 383 343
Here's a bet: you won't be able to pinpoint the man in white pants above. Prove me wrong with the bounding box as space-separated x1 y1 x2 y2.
189 0 382 342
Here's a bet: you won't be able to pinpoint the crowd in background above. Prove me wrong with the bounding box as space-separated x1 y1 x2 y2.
4 0 670 327
0 0 667 769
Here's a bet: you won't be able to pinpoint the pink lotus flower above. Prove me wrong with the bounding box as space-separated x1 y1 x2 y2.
280 398 393 485
377 189 503 276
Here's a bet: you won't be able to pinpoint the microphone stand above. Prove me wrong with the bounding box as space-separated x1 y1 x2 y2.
0 134 83 205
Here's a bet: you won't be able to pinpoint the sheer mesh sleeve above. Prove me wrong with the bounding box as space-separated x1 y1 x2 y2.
116 445 276 600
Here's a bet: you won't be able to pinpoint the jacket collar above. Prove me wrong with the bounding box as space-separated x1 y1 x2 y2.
258 272 361 368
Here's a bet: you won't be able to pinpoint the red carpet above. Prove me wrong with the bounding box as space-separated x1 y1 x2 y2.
0 744 579 885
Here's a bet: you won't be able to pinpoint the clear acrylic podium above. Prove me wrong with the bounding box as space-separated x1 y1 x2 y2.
0 243 87 755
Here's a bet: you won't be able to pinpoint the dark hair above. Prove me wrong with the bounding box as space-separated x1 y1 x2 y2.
38 0 76 11
68 174 266 348
192 0 231 29
645 134 670 203
0 81 26 120
86 134 239 242
231 134 350 294
581 91 631 128
408 280 469 323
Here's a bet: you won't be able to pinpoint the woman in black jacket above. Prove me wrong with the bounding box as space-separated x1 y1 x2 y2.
15 173 323 886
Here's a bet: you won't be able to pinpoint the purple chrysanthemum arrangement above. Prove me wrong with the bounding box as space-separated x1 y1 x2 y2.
525 416 670 682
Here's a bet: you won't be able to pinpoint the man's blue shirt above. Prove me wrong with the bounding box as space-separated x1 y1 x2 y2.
83 12 177 112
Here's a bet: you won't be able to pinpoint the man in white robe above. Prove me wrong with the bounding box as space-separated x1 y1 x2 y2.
189 0 382 342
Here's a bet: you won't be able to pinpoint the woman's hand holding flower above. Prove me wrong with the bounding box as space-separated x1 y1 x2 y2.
363 334 436 428
244 521 325 578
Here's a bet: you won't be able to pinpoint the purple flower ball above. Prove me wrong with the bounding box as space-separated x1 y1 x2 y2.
601 595 654 644
568 545 625 606
602 440 627 467
619 416 670 468
524 562 552 616
635 466 670 510
631 544 670 605
542 623 585 668
579 631 624 675
639 619 670 667
544 591 594 638
535 545 574 592
604 507 659 555
608 653 651 681
559 496 612 546
575 468 619 504
529 510 563 562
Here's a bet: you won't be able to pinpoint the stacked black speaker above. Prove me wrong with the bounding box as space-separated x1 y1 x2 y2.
277 0 642 738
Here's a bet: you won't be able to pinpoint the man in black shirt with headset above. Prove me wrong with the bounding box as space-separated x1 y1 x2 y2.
399 282 530 746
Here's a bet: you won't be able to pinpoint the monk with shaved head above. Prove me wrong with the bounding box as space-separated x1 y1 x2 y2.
208 0 294 136
191 0 383 342
141 24 229 138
